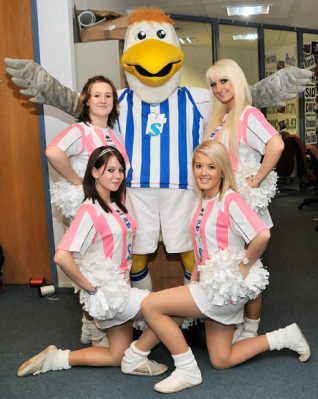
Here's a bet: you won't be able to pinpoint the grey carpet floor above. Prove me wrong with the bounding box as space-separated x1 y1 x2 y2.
1 188 317 399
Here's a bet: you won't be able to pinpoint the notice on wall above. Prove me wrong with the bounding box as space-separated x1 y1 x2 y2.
265 51 298 135
303 42 318 145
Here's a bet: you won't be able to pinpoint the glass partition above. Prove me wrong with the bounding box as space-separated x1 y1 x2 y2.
219 24 259 85
173 20 213 88
264 29 298 135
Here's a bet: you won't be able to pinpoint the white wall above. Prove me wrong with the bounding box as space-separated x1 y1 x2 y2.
36 1 130 286
37 0 77 286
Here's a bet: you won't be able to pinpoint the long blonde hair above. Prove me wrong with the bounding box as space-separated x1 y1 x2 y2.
193 140 238 201
204 59 252 158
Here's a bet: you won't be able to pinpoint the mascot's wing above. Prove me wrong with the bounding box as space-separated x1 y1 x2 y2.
251 66 313 108
4 58 79 117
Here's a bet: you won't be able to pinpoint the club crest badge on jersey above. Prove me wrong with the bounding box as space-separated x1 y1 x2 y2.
145 112 167 136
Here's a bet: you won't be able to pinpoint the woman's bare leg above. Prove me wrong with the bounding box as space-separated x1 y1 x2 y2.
141 286 203 355
70 322 133 367
140 286 203 393
206 319 270 369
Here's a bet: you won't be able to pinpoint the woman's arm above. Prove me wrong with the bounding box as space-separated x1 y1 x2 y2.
54 249 96 293
45 146 82 185
247 135 284 188
239 229 270 279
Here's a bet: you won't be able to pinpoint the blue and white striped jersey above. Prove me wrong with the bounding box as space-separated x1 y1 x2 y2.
117 87 210 190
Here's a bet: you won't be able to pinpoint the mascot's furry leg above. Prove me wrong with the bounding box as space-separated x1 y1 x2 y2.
130 254 153 291
130 251 195 290
180 250 196 284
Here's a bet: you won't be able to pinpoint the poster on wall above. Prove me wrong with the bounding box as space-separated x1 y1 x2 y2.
303 42 318 145
265 50 298 135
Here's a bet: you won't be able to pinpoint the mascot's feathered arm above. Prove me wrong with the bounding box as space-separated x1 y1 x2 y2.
251 66 313 108
5 58 312 113
4 58 79 117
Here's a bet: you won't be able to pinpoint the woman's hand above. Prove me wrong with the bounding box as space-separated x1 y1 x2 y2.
239 261 251 279
246 176 259 188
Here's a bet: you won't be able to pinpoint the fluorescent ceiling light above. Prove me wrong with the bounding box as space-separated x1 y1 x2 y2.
226 5 270 17
178 37 195 44
233 33 258 40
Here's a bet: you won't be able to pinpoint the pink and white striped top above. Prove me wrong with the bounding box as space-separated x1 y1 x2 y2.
49 122 129 177
190 190 267 265
58 200 136 279
210 106 279 171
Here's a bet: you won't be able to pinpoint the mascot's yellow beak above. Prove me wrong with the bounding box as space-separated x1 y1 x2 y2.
121 39 184 87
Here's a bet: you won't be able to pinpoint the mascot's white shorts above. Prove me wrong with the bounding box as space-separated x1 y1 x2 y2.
126 187 195 254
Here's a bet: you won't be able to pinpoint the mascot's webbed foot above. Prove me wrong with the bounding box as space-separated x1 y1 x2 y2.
251 66 313 108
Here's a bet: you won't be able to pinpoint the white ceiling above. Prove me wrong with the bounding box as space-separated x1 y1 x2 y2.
120 0 318 31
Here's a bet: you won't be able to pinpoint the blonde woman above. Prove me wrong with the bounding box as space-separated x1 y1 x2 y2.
121 140 309 394
205 59 285 340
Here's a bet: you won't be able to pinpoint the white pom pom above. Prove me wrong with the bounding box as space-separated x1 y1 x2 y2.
236 165 277 214
198 249 269 306
50 180 84 218
75 252 130 320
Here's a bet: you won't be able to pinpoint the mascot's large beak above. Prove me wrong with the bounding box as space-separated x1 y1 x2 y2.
121 39 184 87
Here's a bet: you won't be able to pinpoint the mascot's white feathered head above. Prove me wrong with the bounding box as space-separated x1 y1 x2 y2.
121 7 184 104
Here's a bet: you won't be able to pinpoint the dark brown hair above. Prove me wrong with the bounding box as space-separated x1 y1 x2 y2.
77 75 119 128
83 146 127 213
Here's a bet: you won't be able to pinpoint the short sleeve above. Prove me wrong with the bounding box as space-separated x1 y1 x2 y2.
49 124 85 157
245 108 279 155
227 193 268 244
58 204 98 255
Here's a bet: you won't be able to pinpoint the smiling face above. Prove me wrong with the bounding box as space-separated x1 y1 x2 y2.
87 82 114 126
92 155 125 203
210 78 235 110
193 151 223 199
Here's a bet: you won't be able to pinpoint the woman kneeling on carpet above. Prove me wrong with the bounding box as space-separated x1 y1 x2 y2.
17 146 166 377
121 140 310 394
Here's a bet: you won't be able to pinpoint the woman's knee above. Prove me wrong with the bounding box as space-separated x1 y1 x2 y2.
209 353 231 370
141 294 157 318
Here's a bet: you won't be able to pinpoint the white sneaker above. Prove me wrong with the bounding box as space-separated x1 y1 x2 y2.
154 370 202 393
286 323 311 362
17 345 58 377
121 358 168 376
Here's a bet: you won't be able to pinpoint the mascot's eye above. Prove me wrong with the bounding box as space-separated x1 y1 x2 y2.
157 30 166 39
137 31 147 40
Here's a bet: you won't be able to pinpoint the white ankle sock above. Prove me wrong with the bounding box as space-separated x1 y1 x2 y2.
122 341 150 372
244 317 260 332
34 349 71 375
172 348 202 384
266 323 301 351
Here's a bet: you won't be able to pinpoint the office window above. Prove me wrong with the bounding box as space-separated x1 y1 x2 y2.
264 29 298 135
173 20 213 88
219 24 259 85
